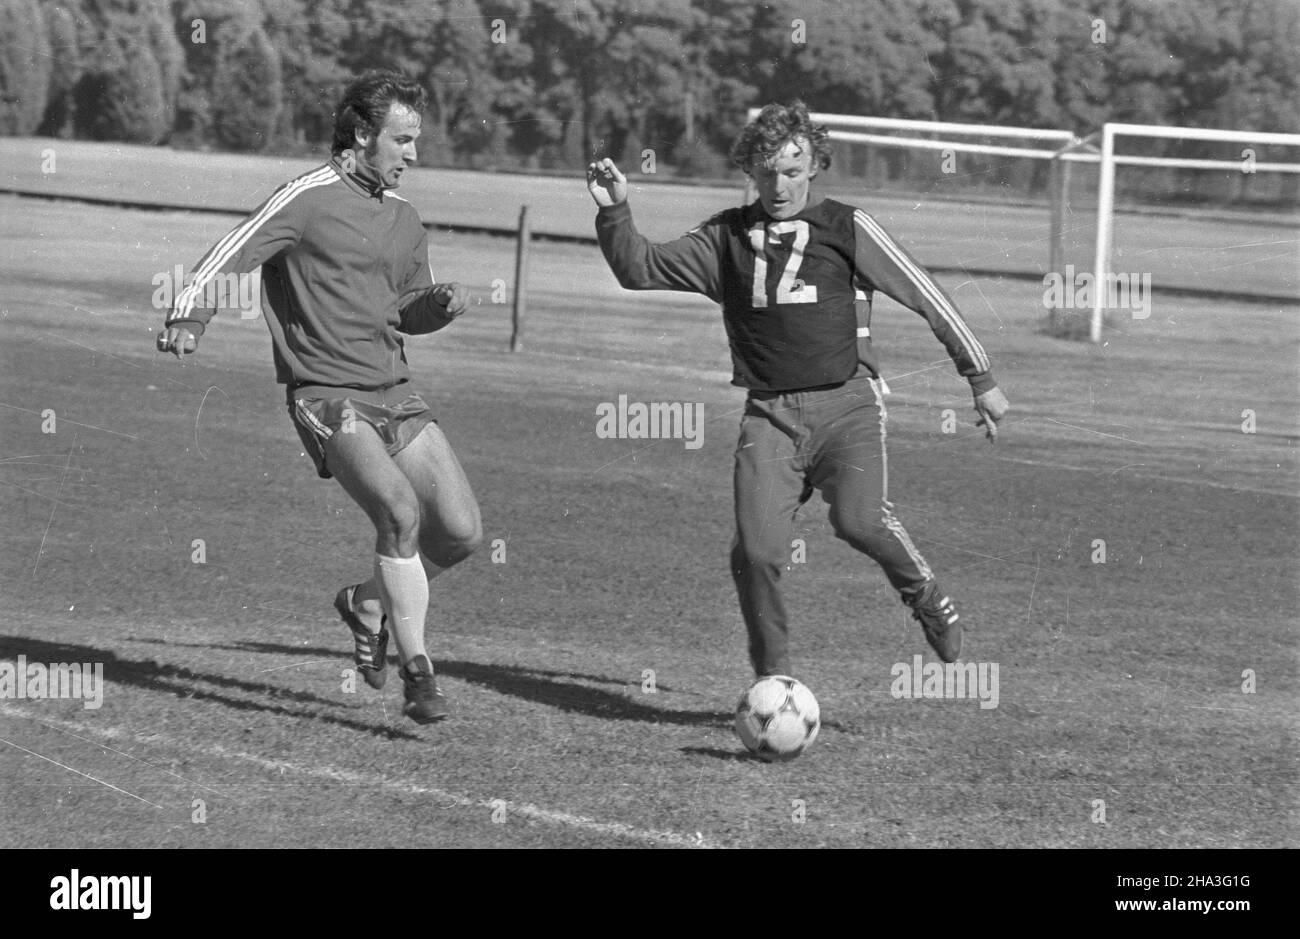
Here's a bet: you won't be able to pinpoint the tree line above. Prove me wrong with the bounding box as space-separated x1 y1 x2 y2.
2 0 1296 183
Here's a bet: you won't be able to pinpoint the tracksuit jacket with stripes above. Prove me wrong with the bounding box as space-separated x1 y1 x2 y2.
166 155 454 392
596 194 996 395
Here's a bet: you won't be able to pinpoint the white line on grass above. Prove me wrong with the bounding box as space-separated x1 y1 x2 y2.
0 733 166 809
0 703 712 849
14 710 227 797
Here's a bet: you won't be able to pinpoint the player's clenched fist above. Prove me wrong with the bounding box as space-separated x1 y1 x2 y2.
586 158 628 207
973 386 1010 442
432 282 470 317
156 326 198 358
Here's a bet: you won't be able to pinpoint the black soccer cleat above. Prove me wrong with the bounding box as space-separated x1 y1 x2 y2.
335 586 390 690
902 580 963 663
401 655 450 724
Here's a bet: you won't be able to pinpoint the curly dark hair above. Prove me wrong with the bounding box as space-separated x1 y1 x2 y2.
729 100 832 173
331 70 428 157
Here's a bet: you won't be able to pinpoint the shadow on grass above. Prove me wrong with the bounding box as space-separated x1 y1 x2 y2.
131 635 731 727
680 745 758 762
133 637 738 723
0 635 418 741
437 659 732 727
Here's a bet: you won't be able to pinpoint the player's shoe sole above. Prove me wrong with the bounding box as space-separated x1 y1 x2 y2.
902 580 962 662
401 655 450 724
335 586 389 690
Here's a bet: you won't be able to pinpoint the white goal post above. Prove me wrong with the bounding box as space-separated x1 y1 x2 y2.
1089 122 1300 342
744 109 1300 342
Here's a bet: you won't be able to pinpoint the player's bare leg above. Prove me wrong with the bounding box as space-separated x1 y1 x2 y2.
321 423 429 667
392 421 482 575
349 421 481 612
333 422 480 723
324 422 464 723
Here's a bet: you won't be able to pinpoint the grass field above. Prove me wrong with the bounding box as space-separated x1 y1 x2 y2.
0 144 1297 853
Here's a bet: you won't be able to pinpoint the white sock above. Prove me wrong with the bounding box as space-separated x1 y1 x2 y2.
373 553 429 667
353 556 446 633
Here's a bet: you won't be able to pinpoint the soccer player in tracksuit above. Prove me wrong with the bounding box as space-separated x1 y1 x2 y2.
156 71 481 724
587 101 1010 678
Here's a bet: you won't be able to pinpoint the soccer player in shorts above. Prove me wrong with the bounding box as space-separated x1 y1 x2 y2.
586 101 1010 678
156 71 481 724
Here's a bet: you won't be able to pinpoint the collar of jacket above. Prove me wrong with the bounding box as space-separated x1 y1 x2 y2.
330 153 390 201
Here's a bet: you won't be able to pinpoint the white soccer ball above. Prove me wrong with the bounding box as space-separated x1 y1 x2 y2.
734 675 820 762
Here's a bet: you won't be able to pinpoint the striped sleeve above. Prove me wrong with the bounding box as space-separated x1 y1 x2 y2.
852 209 995 391
595 202 725 303
164 166 336 335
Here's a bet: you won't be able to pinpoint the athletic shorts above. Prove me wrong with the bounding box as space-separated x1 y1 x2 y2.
287 384 437 479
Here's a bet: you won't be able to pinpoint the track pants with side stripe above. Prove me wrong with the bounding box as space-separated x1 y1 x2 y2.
731 367 932 677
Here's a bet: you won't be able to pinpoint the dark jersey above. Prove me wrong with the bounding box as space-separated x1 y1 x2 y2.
596 194 994 394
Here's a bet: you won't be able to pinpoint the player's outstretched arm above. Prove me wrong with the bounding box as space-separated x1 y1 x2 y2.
974 386 1010 442
587 158 628 207
589 159 724 300
154 175 309 359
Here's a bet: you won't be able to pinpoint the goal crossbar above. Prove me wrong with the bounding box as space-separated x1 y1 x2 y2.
826 131 1300 173
746 108 1076 143
1107 123 1300 146
831 130 1079 161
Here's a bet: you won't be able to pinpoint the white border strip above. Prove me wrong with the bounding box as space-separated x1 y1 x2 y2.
0 703 713 849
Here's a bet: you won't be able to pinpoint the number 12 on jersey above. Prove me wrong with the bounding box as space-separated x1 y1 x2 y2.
748 219 819 308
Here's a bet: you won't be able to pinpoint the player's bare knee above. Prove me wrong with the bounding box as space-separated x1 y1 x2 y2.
457 521 484 557
429 518 482 566
372 490 421 549
446 536 479 566
457 502 484 550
